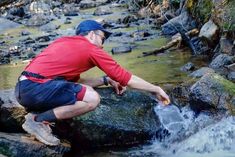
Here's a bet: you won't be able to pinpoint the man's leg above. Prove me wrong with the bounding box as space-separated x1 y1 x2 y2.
22 85 100 146
53 85 100 120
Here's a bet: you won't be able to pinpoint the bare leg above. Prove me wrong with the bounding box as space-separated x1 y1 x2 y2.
53 85 100 120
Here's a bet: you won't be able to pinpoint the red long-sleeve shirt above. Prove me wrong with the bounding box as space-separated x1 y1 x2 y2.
24 36 132 86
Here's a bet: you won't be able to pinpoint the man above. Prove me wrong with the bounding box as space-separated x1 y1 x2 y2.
15 20 170 146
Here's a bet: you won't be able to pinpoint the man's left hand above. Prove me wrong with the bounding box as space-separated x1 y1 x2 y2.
108 78 126 95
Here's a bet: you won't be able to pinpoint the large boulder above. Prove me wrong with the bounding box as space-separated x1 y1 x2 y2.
66 88 161 148
199 20 219 46
189 73 235 114
0 88 161 149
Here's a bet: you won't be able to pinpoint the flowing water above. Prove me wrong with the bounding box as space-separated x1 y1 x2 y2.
1 2 233 157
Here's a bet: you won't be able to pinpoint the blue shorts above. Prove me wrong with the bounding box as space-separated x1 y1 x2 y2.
15 79 84 112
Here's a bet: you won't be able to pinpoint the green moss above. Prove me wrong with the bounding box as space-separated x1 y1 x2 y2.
214 74 235 95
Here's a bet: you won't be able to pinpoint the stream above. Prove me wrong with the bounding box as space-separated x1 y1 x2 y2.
1 1 233 157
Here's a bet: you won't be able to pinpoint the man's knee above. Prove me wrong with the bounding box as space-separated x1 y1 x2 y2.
83 86 100 110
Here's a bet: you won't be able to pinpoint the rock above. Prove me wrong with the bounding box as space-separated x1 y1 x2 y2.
180 62 195 72
0 132 70 157
219 37 234 54
170 83 191 107
227 63 235 71
189 73 235 114
39 23 60 32
67 88 161 148
161 11 197 35
0 88 161 149
0 18 21 34
23 14 51 26
189 67 215 78
199 20 219 46
111 46 132 54
8 7 25 17
209 54 233 69
227 72 235 82
63 4 79 16
29 1 51 14
93 6 113 16
21 30 30 36
79 0 110 9
35 35 50 42
137 7 152 17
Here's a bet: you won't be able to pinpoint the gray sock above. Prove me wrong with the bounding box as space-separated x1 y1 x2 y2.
35 110 57 122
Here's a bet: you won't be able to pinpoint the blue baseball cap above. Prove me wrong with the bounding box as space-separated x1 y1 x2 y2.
75 20 112 39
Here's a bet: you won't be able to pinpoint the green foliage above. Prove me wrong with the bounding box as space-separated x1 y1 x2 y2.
222 0 235 31
187 0 213 24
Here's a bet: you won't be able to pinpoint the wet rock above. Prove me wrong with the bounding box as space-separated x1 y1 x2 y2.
180 62 195 72
0 18 21 34
209 54 233 69
190 36 210 55
137 7 152 18
20 37 35 44
111 46 132 54
0 132 70 157
29 1 51 14
131 30 151 40
0 88 160 149
40 23 60 32
170 83 192 107
162 11 197 35
219 37 234 55
189 73 235 113
21 30 30 36
199 20 219 46
93 6 113 16
23 14 52 26
121 15 138 24
68 88 161 148
79 0 110 9
63 4 79 16
8 7 25 17
35 35 51 42
64 18 72 24
227 72 235 82
227 63 235 71
189 67 215 78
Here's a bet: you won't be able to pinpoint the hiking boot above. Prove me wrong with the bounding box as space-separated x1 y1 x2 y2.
22 113 60 146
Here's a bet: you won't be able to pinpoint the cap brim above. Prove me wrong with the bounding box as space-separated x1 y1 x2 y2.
102 29 112 39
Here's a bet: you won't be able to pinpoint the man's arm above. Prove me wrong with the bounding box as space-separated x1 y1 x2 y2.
127 75 170 105
79 77 105 87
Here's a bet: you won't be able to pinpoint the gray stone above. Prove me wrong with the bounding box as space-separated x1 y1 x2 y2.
93 6 113 16
209 54 233 69
111 46 132 54
0 18 21 34
180 62 195 72
189 73 235 113
161 11 197 35
189 67 215 78
199 20 219 45
0 132 70 157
